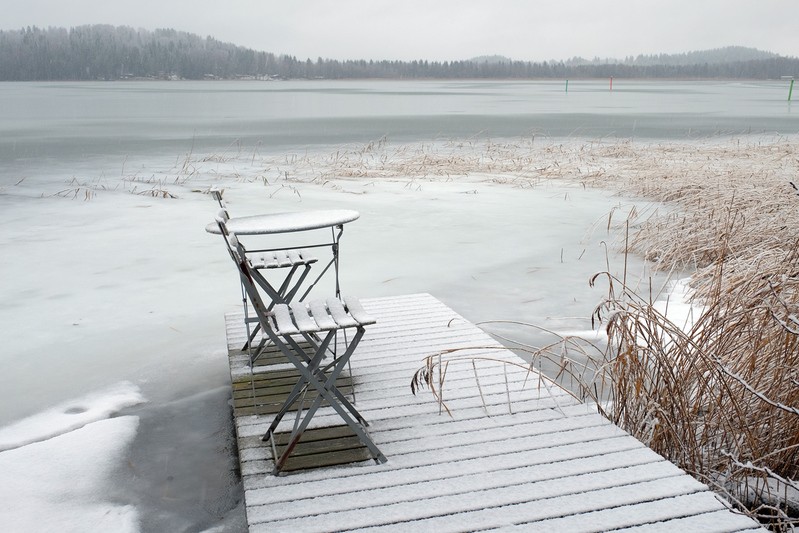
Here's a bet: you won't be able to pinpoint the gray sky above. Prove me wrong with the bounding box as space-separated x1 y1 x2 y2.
5 0 797 61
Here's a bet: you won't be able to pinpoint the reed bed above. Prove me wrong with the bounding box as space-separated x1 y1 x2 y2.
249 137 588 184
580 139 799 530
586 259 799 529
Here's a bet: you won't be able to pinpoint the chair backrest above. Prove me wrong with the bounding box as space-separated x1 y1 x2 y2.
210 188 230 219
215 210 239 262
216 216 273 326
230 235 274 328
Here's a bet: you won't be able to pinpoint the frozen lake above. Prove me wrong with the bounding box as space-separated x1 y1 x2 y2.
0 80 796 532
1 78 796 185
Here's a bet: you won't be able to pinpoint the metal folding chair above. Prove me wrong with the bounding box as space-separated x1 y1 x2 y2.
210 190 317 362
221 224 386 474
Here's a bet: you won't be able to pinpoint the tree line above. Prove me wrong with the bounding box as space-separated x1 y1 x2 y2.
1 25 797 81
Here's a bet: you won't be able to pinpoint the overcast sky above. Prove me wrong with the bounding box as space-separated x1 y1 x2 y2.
4 0 797 61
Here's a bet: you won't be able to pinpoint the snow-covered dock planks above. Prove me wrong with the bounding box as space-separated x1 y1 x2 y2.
224 293 764 532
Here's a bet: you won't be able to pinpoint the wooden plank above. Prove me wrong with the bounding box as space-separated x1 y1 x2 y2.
613 509 770 533
232 390 355 414
223 293 764 532
231 370 354 417
276 447 373 473
232 375 354 395
244 441 650 505
534 495 763 532
266 425 372 473
275 433 365 457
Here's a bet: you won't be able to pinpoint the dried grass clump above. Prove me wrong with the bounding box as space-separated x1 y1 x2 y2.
588 249 799 529
575 140 799 529
579 139 799 284
410 324 606 417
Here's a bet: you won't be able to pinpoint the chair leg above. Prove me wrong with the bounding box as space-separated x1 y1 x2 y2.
266 327 386 473
290 333 386 466
273 359 385 473
285 264 313 302
261 330 335 442
242 321 261 350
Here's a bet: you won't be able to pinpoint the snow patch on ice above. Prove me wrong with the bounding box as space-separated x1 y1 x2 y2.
554 278 702 345
0 381 145 452
0 415 141 533
653 278 703 331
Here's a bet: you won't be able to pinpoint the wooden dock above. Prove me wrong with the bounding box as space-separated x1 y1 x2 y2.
224 293 764 532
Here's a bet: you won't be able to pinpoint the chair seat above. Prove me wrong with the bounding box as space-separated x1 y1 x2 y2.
248 249 317 269
269 297 376 336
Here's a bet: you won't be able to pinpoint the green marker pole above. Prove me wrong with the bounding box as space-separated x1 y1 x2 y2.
565 79 569 93
789 79 795 102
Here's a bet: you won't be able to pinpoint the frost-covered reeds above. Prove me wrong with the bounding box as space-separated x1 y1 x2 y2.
588 259 799 529
572 138 799 529
584 139 799 285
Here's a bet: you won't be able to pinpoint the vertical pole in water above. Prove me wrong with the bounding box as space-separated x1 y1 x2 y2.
789 79 795 102
565 79 569 92
610 76 613 91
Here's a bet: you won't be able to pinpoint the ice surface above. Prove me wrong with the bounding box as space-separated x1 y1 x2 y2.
0 383 144 531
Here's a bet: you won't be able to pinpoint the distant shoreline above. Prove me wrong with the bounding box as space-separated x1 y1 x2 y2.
1 76 793 83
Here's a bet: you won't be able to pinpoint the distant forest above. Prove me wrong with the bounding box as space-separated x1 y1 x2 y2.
1 25 797 81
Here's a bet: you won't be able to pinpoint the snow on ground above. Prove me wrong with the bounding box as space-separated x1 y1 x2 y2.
554 277 703 343
652 278 702 332
0 384 143 533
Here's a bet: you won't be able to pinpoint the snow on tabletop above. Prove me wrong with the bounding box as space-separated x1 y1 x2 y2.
223 209 360 235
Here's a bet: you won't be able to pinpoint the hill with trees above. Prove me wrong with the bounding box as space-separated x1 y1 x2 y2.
1 25 796 81
564 46 781 67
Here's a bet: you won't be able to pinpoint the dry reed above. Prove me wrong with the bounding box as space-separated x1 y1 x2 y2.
587 258 799 529
581 139 799 530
